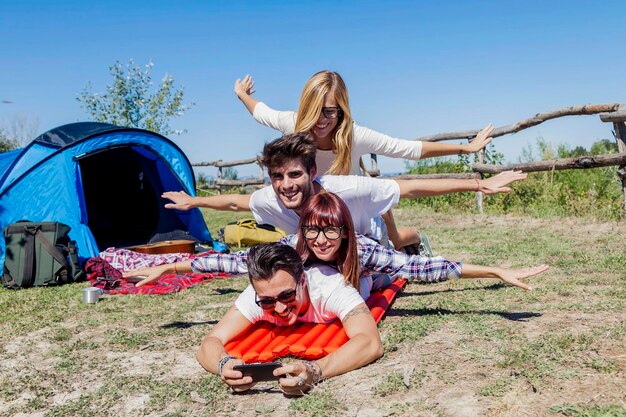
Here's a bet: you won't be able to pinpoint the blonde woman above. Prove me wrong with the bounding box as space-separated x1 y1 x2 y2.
234 71 493 249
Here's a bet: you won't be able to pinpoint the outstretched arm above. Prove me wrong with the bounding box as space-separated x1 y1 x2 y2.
234 74 260 115
396 170 527 199
124 250 251 287
275 303 382 395
123 260 192 287
420 124 494 158
162 190 251 212
460 264 549 291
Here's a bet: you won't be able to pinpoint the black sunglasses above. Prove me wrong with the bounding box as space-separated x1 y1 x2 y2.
321 107 343 119
255 287 298 310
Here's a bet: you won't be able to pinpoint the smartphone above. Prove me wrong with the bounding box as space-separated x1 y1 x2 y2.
232 362 283 382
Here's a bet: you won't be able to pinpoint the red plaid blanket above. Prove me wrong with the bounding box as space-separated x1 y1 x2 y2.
85 248 232 295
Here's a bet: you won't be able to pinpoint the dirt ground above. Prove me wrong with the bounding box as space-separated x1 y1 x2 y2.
1 212 625 417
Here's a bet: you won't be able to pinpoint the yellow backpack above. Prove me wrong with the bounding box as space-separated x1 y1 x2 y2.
219 219 286 248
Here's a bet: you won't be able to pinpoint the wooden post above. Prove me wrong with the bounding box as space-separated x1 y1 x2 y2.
612 122 626 218
368 154 380 177
599 110 626 219
476 149 484 214
256 157 265 188
258 159 265 186
217 165 223 195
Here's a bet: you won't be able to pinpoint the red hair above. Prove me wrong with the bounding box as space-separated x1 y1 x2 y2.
296 192 360 290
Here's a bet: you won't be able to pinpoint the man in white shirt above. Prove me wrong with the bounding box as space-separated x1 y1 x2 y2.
196 243 382 395
163 133 526 245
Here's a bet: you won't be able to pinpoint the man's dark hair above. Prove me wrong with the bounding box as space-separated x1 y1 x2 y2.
247 243 304 284
261 132 317 174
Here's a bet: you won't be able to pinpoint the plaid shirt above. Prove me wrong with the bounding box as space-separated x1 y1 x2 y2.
190 234 461 283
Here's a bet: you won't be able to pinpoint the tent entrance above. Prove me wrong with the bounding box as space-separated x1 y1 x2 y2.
79 146 186 250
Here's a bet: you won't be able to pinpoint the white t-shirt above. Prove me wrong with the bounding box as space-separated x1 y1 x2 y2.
235 264 365 325
253 102 423 175
248 175 400 239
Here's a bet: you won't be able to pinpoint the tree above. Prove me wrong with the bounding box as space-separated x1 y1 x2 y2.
0 114 40 152
77 60 194 135
0 128 19 152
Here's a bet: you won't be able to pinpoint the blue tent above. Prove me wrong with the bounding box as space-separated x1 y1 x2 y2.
0 122 226 267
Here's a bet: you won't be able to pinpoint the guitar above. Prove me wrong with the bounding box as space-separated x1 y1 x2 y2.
125 239 196 255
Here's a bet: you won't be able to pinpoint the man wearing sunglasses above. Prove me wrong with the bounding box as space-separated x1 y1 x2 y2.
164 132 526 248
196 243 381 395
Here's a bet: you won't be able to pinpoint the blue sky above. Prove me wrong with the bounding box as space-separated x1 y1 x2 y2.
2 0 626 177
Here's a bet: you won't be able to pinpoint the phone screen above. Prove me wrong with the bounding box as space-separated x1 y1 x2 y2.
233 362 283 382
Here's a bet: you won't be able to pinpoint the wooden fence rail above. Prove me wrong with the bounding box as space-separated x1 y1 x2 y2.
416 104 622 142
193 157 265 192
192 103 626 218
473 153 626 174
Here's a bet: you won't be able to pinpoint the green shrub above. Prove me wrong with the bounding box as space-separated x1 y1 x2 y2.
400 139 623 220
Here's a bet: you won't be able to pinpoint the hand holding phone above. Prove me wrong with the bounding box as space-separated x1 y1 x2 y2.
233 362 283 382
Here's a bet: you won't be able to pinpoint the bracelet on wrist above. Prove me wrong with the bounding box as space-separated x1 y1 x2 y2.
303 360 323 384
217 354 237 377
313 361 323 383
474 178 481 192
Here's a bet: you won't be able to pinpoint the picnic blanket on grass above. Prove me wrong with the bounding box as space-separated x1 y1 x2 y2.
87 271 232 295
85 248 232 295
225 278 407 362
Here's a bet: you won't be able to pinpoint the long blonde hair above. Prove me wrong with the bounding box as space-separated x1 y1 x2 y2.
294 71 355 175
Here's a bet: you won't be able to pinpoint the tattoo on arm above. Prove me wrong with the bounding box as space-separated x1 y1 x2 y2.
342 305 370 323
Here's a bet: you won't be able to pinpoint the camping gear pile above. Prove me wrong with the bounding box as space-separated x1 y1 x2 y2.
0 122 225 288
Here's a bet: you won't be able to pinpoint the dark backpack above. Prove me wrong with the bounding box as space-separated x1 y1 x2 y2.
2 221 84 289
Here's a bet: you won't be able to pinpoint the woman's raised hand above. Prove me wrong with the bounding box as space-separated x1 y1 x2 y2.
466 123 494 153
234 74 256 98
234 75 260 115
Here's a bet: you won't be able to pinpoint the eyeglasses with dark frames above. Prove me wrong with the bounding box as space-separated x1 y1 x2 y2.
321 107 342 119
255 287 298 310
301 225 343 240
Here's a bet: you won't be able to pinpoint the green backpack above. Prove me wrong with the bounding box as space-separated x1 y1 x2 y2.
2 222 83 289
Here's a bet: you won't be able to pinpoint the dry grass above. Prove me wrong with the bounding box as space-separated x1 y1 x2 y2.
0 209 624 417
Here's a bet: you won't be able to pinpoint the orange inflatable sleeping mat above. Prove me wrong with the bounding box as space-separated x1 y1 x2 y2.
225 278 407 362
